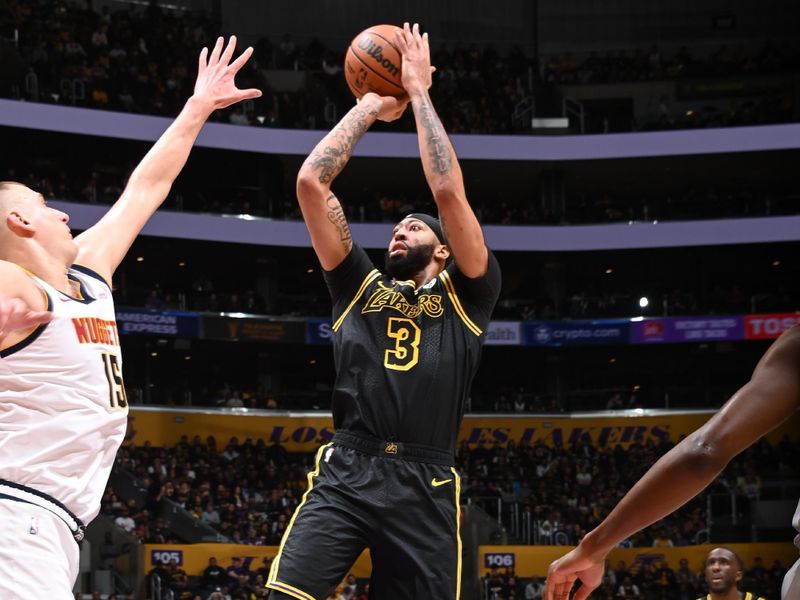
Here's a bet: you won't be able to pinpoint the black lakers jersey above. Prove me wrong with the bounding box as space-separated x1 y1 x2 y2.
323 245 501 452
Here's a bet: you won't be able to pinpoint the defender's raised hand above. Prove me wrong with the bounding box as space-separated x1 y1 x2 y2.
193 36 262 111
394 22 435 94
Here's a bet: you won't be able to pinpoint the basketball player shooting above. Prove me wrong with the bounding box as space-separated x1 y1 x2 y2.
543 325 800 600
266 22 500 600
0 36 259 597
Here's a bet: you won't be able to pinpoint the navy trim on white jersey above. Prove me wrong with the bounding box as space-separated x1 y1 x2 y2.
71 264 110 288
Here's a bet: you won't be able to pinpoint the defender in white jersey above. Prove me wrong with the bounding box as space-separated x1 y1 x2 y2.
0 36 260 598
544 325 800 600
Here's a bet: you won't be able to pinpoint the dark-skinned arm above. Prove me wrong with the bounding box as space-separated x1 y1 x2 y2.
395 22 488 278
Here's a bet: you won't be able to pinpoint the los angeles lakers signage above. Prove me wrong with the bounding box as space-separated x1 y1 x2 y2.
128 408 800 450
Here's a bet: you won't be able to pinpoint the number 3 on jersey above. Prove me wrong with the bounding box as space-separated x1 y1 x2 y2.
384 317 421 371
101 352 128 409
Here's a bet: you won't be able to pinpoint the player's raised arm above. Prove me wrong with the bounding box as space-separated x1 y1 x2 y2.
296 93 407 271
543 325 800 600
74 36 261 284
395 22 488 279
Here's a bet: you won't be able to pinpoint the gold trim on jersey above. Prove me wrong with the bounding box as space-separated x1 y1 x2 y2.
267 443 333 599
331 270 380 332
451 467 463 600
266 581 315 600
439 270 482 336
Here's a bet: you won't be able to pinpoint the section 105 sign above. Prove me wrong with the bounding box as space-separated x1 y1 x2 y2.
485 553 515 568
151 549 183 566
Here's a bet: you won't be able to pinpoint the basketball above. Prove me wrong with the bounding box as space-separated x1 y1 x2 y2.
344 24 405 99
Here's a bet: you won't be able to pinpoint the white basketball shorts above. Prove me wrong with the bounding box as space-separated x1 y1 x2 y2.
0 499 79 599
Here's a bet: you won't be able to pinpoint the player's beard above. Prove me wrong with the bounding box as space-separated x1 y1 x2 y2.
385 243 436 281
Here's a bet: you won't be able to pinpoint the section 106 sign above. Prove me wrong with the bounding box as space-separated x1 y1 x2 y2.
485 553 515 568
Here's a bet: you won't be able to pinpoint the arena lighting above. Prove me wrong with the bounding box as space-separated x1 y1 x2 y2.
136 256 144 262
605 267 613 274
639 296 649 308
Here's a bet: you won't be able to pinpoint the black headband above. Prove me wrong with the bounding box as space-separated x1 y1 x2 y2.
405 213 446 245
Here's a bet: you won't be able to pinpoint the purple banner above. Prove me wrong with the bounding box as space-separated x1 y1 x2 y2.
631 316 744 344
2 99 800 160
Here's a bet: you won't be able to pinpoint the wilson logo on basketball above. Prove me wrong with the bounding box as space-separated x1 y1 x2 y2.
357 36 400 77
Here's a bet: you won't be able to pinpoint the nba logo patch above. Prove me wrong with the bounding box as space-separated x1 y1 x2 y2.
29 516 40 535
324 447 335 463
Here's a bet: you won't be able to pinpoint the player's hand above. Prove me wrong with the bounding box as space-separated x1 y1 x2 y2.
359 92 409 122
394 22 436 94
543 545 606 600
0 295 52 340
192 36 262 112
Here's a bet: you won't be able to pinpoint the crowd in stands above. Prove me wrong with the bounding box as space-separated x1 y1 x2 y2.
101 432 797 598
3 1 798 134
482 555 789 599
2 0 529 132
126 270 795 324
145 556 366 600
5 160 799 230
544 40 799 85
104 432 798 549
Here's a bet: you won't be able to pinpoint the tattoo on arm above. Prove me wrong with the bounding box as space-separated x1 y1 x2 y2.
413 94 452 174
306 104 379 184
325 193 353 252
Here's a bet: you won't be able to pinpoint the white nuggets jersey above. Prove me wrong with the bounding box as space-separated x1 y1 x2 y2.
0 265 127 524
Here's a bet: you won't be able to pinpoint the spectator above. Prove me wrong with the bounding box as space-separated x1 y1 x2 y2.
202 557 227 591
114 505 135 532
226 556 249 591
524 577 544 599
616 575 641 598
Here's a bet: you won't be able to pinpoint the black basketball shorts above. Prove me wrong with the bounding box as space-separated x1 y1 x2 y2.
266 430 463 600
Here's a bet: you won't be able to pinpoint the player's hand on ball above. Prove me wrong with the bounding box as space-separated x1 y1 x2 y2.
360 92 409 122
0 295 52 340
